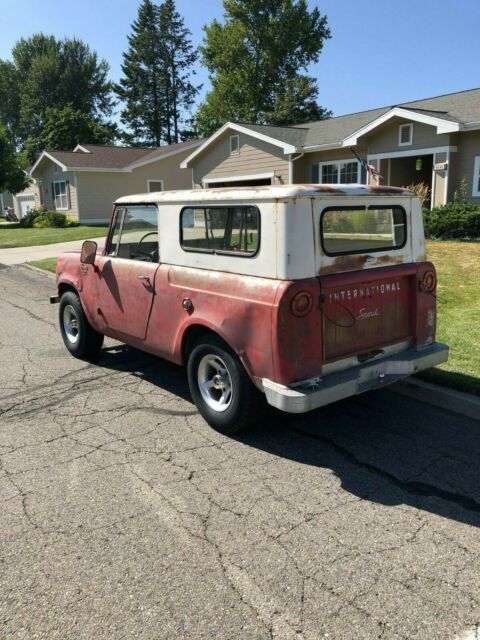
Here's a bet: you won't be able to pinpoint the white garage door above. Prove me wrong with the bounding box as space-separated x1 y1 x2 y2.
18 196 36 218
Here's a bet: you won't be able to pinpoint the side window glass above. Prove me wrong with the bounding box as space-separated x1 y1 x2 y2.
108 205 159 262
180 206 259 256
107 207 124 256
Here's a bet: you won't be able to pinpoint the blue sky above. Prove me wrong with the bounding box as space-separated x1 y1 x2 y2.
1 0 479 120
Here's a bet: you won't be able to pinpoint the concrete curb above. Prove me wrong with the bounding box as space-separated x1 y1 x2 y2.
19 263 56 279
391 377 480 422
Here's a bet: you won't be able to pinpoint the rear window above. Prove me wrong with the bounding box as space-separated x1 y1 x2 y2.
321 205 407 256
180 206 260 256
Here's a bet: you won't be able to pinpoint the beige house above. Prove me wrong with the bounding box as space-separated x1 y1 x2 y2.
27 140 201 224
181 88 480 208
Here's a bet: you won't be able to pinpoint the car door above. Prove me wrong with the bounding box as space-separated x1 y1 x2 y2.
93 204 160 341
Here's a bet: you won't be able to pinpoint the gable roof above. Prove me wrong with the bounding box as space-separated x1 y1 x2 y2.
30 140 201 176
181 87 480 167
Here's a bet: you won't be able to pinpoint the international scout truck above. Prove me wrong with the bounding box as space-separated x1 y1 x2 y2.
52 185 448 433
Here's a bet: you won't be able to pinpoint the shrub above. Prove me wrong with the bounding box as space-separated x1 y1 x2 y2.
20 205 47 227
402 182 431 208
423 202 480 240
32 211 67 228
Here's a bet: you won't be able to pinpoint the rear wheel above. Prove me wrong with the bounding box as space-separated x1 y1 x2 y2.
187 336 262 434
59 291 104 360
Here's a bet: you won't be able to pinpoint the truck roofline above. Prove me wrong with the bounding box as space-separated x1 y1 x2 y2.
115 184 415 205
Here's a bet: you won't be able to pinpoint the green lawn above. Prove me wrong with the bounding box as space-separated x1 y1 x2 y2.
418 240 480 396
28 257 57 273
0 224 108 249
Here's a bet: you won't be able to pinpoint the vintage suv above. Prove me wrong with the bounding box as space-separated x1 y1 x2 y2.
52 185 448 433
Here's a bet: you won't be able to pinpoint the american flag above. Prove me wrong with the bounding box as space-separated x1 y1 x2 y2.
349 148 383 182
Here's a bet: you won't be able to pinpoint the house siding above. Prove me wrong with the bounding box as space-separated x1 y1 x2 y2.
294 146 369 183
12 181 42 219
76 149 194 223
35 164 79 219
365 118 451 154
191 131 289 187
447 131 480 204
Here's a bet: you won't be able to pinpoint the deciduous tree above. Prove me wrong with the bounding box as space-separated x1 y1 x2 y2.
194 0 331 135
0 125 29 194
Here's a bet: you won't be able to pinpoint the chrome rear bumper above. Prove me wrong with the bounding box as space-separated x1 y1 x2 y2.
262 342 449 414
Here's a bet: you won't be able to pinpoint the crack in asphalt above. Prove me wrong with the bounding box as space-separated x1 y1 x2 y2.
285 423 480 516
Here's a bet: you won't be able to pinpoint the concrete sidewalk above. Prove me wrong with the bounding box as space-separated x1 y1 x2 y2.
0 236 106 265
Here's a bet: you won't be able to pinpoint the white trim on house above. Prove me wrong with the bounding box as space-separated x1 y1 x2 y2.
367 145 457 162
147 179 164 192
180 122 298 168
316 159 364 185
73 144 92 153
126 141 202 170
472 156 480 197
53 180 68 211
398 123 413 146
202 171 275 187
30 151 68 175
343 107 461 146
230 135 240 155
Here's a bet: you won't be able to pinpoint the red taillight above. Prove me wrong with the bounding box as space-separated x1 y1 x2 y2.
290 291 313 317
422 270 436 292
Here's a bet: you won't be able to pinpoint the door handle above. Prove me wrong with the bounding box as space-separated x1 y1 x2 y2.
137 274 150 281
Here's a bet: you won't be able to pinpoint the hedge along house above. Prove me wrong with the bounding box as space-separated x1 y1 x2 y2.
181 88 480 209
28 140 201 224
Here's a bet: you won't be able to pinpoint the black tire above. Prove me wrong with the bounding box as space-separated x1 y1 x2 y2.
187 335 263 434
59 290 104 360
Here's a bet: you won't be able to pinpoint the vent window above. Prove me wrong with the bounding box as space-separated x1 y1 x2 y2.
399 123 413 146
230 135 240 155
147 180 164 192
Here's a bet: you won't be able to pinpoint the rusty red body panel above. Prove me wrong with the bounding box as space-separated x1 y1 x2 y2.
54 185 447 418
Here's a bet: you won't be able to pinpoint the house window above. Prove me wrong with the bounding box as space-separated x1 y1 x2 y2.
147 180 164 192
399 123 413 146
53 180 68 210
317 160 363 185
473 157 480 197
230 135 239 155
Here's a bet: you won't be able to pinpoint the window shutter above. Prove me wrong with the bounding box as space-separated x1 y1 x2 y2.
51 182 55 209
312 164 319 183
65 180 70 210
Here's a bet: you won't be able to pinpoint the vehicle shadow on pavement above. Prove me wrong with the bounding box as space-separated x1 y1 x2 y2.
98 344 480 529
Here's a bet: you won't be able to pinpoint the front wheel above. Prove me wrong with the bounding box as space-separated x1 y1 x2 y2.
187 336 262 434
59 291 104 360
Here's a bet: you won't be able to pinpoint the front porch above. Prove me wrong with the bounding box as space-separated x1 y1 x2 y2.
368 147 454 209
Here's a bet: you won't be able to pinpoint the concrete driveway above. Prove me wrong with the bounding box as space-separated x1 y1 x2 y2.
0 265 479 640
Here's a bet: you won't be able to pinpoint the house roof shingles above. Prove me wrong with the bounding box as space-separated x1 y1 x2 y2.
45 140 200 170
236 87 480 149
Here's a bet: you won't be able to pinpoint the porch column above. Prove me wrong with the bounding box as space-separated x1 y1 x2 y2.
432 151 448 207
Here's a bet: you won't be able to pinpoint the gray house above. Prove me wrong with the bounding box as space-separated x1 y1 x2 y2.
181 87 480 208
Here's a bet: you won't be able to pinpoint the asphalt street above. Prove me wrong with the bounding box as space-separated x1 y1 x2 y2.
1 264 479 640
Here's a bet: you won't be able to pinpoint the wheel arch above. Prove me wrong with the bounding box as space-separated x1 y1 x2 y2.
180 323 256 384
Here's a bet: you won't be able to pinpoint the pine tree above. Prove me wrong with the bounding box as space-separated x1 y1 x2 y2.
158 0 200 144
117 0 199 146
117 0 164 146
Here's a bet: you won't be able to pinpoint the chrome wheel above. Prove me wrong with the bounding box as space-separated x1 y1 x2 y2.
62 304 79 344
197 354 233 413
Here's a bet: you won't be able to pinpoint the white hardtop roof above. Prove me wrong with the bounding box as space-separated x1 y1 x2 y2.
115 184 414 205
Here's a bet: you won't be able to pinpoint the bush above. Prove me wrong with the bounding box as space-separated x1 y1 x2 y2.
20 205 47 227
423 202 480 240
32 211 67 228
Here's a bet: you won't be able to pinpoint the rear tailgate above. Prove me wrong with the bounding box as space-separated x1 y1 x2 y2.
320 264 416 362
